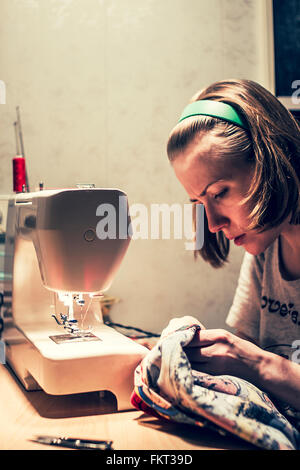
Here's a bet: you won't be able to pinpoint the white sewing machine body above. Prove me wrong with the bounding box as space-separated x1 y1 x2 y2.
1 187 147 411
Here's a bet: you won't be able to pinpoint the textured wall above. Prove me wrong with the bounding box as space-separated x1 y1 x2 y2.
0 0 269 334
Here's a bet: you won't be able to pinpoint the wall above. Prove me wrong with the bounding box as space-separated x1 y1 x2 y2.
0 0 272 334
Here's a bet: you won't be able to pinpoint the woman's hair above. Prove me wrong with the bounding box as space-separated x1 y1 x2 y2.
167 79 300 268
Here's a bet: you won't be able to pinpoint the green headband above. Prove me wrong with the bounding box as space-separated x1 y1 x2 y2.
178 100 248 129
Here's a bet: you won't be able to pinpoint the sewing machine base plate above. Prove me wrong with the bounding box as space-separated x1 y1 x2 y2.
49 333 101 344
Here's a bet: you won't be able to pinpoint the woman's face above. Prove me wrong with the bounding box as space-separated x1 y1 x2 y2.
172 134 286 255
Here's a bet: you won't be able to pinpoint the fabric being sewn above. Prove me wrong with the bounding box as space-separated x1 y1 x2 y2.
131 324 300 450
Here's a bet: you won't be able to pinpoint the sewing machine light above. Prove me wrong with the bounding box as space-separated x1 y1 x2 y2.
51 291 106 337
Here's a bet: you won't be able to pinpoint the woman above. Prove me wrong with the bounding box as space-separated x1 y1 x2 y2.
166 79 300 422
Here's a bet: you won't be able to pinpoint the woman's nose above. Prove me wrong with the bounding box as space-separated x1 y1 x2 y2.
205 207 229 233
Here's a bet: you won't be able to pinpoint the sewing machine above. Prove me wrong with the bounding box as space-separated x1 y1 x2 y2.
1 187 148 410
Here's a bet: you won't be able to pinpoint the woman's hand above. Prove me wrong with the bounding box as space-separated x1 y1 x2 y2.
185 328 265 384
161 316 205 339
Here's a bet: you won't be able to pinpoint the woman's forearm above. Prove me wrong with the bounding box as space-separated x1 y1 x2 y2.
258 350 300 411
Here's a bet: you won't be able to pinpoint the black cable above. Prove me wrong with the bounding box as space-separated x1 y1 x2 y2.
104 320 160 339
263 344 293 350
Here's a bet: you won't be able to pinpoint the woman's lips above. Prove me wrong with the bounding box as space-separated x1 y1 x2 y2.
224 233 246 245
233 233 246 246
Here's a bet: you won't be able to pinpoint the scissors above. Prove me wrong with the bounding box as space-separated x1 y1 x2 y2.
31 435 113 450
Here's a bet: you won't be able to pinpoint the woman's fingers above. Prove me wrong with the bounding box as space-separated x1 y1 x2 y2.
185 344 215 362
187 328 231 348
161 316 205 339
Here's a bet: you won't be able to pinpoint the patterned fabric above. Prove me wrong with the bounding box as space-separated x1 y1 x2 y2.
131 324 300 450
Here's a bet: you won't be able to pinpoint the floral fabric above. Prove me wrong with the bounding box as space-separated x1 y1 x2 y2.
131 324 300 450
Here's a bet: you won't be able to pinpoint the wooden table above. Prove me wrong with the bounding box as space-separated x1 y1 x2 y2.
0 364 254 451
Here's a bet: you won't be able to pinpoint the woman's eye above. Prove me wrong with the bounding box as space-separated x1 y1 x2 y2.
214 188 228 200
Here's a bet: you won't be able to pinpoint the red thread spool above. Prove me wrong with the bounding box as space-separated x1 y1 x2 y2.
13 156 26 192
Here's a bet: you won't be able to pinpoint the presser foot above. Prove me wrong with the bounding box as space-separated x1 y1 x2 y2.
50 314 101 343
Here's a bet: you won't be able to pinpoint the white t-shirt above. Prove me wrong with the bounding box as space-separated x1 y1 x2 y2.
226 236 300 425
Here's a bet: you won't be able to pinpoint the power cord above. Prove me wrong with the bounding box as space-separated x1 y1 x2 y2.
104 320 160 339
